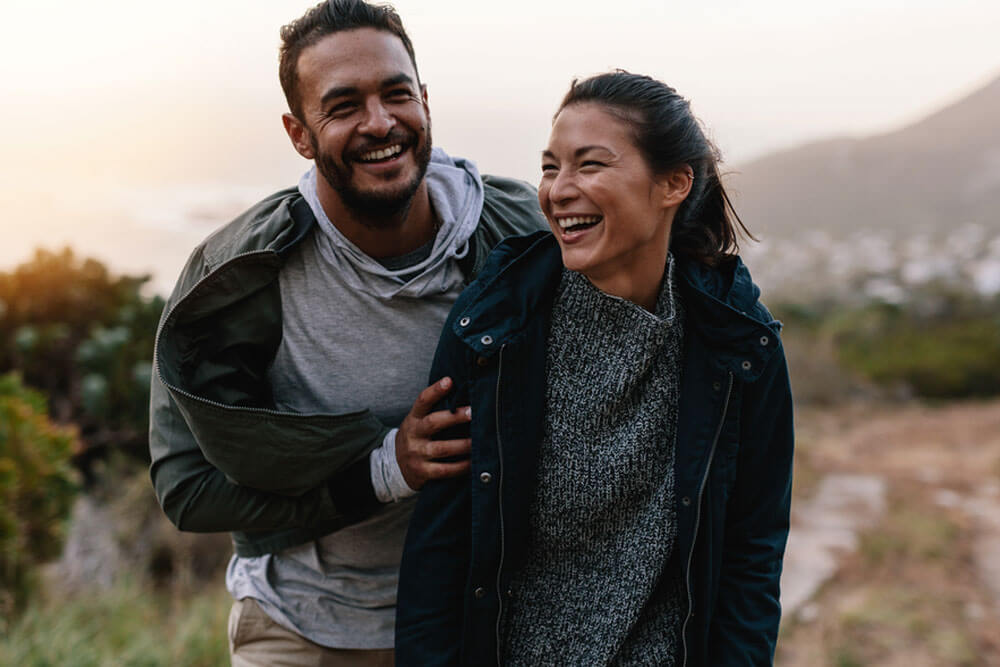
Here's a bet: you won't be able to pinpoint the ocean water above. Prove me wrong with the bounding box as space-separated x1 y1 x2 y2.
1 183 270 296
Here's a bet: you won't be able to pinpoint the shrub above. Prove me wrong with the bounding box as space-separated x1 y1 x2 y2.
0 373 79 624
0 248 164 462
833 294 1000 399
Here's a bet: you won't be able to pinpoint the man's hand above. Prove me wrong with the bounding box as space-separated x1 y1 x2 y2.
395 377 472 490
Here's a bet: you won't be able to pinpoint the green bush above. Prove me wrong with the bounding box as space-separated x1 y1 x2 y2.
0 248 164 459
833 295 1000 399
0 373 79 623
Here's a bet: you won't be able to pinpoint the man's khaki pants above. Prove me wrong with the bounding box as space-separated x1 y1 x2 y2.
228 598 395 667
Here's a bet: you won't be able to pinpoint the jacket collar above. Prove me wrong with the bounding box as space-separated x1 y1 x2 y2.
452 231 782 382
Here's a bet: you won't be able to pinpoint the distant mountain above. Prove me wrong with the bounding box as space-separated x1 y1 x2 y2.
730 74 1000 239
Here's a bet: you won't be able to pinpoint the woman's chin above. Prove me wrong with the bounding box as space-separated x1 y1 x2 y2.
557 248 588 274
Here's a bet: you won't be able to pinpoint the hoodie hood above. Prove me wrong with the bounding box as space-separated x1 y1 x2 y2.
298 147 484 299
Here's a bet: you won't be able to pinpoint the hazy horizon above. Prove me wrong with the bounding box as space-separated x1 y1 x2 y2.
2 0 998 291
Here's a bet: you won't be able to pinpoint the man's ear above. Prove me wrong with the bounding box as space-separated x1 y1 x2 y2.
282 113 314 160
660 165 694 208
420 83 431 120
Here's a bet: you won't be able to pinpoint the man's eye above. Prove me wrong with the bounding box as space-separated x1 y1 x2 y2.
387 89 413 101
581 160 606 168
541 164 558 173
327 102 357 116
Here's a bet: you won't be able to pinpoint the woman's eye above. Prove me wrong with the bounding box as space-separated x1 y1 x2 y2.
581 160 605 168
541 164 558 173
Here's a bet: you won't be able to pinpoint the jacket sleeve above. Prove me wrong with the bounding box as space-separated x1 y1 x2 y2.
148 246 382 534
708 348 794 665
149 370 381 532
395 325 471 667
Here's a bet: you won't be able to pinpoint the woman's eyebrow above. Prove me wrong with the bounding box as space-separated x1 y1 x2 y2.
574 145 614 157
541 146 615 159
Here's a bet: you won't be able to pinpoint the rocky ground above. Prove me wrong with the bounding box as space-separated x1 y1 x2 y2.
777 399 1000 666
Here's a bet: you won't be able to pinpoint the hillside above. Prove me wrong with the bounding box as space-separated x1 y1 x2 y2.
730 74 1000 239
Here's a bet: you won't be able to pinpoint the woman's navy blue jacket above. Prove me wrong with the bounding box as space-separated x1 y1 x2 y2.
396 231 794 666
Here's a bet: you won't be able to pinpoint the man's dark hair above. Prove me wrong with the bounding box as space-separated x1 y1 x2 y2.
279 0 420 121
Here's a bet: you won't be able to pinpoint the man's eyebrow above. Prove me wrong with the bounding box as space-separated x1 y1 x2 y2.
319 73 416 107
320 85 359 107
381 73 416 89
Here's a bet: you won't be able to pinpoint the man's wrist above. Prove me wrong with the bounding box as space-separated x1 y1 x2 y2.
370 428 417 503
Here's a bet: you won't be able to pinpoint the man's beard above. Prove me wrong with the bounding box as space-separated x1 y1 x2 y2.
311 127 433 227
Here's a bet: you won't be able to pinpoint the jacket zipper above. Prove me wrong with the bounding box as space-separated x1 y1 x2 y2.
680 371 734 667
493 344 507 667
153 250 320 417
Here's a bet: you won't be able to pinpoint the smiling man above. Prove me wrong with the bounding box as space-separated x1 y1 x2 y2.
148 1 544 664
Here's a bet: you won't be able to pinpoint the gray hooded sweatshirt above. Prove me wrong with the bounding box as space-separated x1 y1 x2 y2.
226 148 484 649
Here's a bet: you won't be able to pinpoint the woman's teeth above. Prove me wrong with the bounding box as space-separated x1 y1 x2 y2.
558 216 602 230
358 144 403 162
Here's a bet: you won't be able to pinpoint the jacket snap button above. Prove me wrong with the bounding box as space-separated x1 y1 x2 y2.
759 335 769 346
474 587 486 599
741 360 752 371
506 588 514 599
477 356 489 367
681 496 692 507
712 381 721 391
459 317 471 327
481 335 494 346
480 472 492 484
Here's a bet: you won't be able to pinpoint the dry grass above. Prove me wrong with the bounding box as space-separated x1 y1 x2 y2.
777 399 1000 666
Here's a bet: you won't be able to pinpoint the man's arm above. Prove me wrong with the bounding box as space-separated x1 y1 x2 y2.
708 351 794 665
150 370 364 532
150 370 471 534
149 239 472 535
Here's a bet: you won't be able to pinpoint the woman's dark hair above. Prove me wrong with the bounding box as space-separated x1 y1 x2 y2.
279 0 419 121
558 71 753 266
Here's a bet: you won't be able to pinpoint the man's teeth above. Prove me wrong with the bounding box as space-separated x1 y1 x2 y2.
359 144 403 162
558 216 602 229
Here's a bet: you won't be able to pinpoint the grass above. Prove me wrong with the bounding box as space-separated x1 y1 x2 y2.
777 480 993 666
0 578 230 666
858 502 960 565
834 586 978 666
775 398 1000 666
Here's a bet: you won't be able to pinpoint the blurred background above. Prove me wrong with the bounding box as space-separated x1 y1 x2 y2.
1 0 998 664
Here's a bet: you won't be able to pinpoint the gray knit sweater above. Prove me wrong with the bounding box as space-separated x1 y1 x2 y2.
502 257 686 666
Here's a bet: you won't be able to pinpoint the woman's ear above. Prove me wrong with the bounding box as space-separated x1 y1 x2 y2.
660 166 694 208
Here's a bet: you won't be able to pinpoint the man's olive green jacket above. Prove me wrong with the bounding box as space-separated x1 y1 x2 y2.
149 176 545 556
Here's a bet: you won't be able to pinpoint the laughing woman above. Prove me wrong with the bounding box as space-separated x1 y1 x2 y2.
395 71 794 666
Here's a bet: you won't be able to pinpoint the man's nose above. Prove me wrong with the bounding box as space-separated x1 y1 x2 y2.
358 99 395 137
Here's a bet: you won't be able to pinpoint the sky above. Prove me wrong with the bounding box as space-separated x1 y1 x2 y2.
1 0 998 290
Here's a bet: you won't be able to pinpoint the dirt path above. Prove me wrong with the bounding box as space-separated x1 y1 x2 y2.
781 474 887 616
940 485 1000 613
777 399 1000 665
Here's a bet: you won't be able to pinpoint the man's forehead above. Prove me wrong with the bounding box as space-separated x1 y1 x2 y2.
297 28 417 92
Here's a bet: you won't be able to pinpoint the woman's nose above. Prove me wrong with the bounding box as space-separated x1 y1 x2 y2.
548 170 578 204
